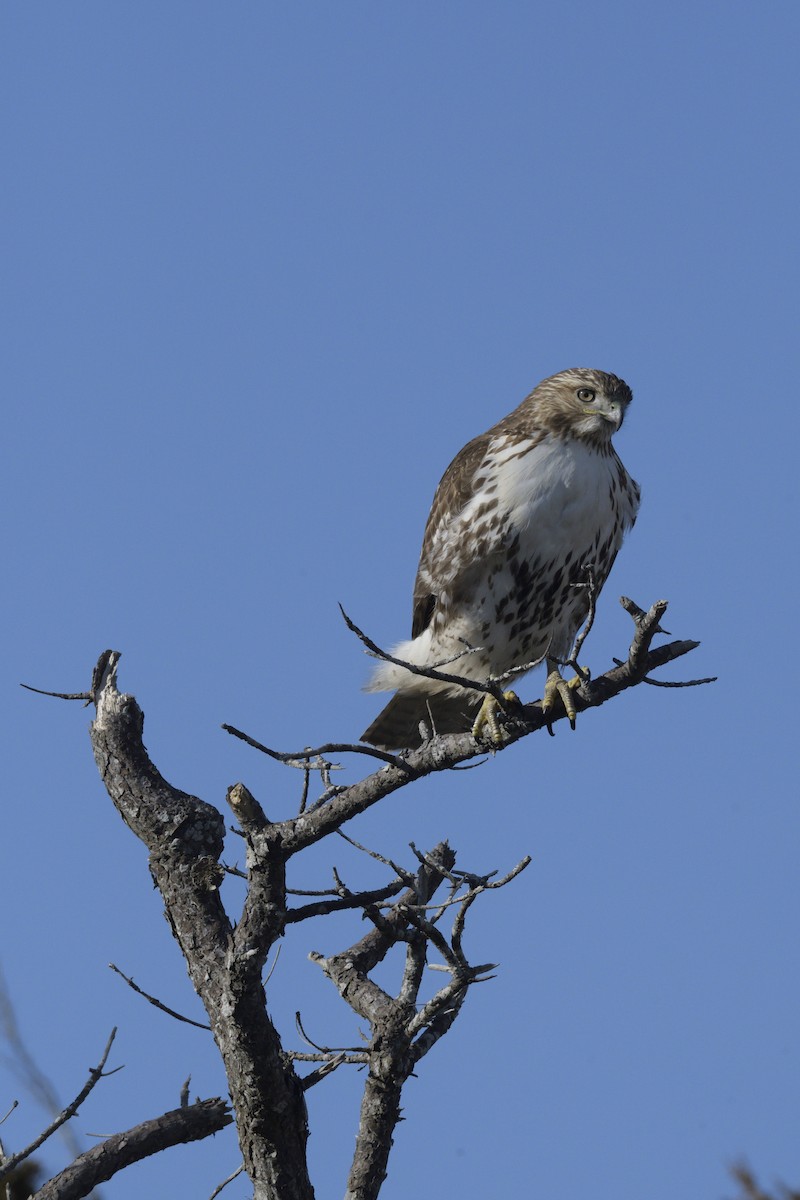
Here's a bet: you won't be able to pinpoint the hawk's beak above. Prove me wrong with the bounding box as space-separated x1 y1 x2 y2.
603 401 623 427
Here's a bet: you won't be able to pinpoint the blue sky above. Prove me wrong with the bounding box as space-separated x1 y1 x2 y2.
2 3 798 1197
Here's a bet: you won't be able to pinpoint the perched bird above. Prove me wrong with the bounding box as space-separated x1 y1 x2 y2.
361 368 640 750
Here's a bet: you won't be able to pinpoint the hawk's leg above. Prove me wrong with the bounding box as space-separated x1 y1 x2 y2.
541 658 585 730
472 690 521 745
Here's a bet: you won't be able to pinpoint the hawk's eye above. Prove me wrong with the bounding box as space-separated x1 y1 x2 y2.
576 387 596 403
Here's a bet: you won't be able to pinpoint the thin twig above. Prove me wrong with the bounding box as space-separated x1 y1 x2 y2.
318 760 338 793
339 605 507 702
393 874 461 924
564 563 597 677
490 653 547 687
390 855 530 916
109 964 211 1031
19 684 93 701
222 723 411 771
0 1101 18 1127
209 1162 245 1200
638 674 717 687
335 829 415 884
399 904 458 972
264 945 282 986
288 1051 369 1064
386 889 479 915
451 888 479 964
611 658 717 687
286 879 406 924
20 651 120 708
287 885 341 897
0 1029 120 1181
0 966 86 1166
299 760 311 814
474 856 532 890
294 1012 364 1055
221 862 248 879
299 1053 349 1091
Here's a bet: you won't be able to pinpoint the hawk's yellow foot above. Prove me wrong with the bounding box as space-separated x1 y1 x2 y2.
541 668 584 730
472 690 521 745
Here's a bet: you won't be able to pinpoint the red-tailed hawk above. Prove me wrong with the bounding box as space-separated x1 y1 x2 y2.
361 368 640 750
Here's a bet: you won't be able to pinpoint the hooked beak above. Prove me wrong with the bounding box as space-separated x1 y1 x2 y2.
602 400 623 428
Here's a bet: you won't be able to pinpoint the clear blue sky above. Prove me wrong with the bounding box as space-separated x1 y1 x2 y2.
2 3 798 1198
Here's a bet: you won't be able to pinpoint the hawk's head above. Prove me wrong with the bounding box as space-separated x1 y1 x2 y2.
527 368 633 447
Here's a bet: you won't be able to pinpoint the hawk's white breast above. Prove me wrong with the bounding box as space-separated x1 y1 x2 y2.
485 433 625 552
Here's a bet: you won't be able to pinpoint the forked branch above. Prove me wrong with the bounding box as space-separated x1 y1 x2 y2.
309 841 529 1200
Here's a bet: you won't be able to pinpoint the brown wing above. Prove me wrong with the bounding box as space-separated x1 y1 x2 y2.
410 431 492 637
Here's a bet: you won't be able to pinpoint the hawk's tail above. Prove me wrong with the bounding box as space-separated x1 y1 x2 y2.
361 692 480 751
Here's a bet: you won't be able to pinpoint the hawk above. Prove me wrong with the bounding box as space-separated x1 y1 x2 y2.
361 368 641 750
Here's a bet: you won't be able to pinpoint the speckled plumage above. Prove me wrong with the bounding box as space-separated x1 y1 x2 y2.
361 368 640 749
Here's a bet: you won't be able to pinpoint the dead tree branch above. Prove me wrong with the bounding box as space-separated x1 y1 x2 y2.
0 968 88 1171
0 1029 119 1184
285 879 406 924
262 598 703 854
222 725 409 772
307 840 526 1200
108 963 211 1031
209 1162 246 1199
89 659 313 1200
21 594 708 1200
32 1098 232 1200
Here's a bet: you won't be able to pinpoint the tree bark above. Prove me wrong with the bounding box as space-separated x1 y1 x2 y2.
90 670 314 1200
34 1099 231 1200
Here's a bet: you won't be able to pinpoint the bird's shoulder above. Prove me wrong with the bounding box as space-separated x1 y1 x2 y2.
423 410 547 538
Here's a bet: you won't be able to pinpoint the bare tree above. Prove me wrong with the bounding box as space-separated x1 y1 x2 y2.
2 599 708 1200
